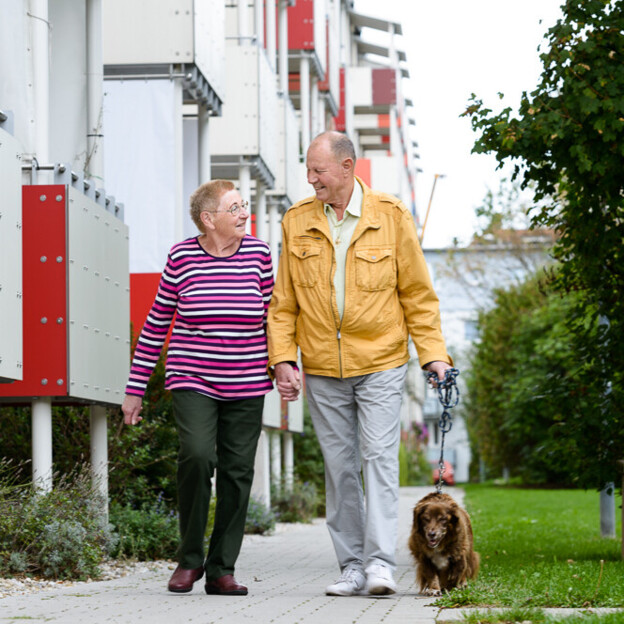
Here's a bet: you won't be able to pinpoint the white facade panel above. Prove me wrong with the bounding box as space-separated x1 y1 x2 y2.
285 97 301 203
210 46 261 155
370 156 400 197
103 79 181 273
258 46 279 179
326 11 340 108
0 5 34 155
353 114 379 130
67 187 129 405
0 129 23 381
314 0 328 77
49 0 89 174
194 0 226 103
262 388 281 428
348 66 372 108
103 0 194 66
287 395 303 433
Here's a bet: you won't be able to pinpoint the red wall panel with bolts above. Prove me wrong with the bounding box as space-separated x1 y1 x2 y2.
288 0 315 49
0 186 68 398
333 68 346 131
372 68 396 106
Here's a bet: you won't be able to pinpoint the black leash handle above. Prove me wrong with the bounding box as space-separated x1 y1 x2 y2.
427 367 460 492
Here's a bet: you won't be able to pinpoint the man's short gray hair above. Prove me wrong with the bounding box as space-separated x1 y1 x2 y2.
316 131 357 167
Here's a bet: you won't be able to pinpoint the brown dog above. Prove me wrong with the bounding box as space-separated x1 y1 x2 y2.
408 492 480 596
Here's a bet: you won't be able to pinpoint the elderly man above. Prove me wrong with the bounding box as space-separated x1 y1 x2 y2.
267 131 452 597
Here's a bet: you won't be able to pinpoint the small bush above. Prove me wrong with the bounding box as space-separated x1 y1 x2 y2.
109 495 179 561
271 479 318 524
0 462 117 580
245 496 276 535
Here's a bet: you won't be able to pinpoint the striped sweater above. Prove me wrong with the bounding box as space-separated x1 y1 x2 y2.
126 235 274 400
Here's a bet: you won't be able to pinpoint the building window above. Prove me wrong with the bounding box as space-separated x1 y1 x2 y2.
464 319 479 342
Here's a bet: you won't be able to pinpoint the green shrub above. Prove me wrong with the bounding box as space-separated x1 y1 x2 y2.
0 463 117 580
109 496 179 561
244 496 276 535
271 478 318 523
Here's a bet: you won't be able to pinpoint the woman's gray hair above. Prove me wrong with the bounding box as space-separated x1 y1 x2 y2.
189 179 235 230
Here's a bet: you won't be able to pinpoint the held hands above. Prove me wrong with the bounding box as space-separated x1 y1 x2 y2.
121 394 144 425
274 362 301 401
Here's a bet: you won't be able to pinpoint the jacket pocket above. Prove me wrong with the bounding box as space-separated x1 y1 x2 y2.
290 244 322 287
354 247 396 291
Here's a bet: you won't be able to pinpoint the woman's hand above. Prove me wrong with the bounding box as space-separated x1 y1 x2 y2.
274 362 301 401
121 394 144 425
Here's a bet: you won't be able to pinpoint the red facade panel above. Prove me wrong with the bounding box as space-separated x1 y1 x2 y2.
333 68 346 131
0 186 68 398
288 0 315 50
354 159 372 188
372 68 396 106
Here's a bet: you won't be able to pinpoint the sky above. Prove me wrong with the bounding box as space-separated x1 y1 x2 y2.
353 0 565 248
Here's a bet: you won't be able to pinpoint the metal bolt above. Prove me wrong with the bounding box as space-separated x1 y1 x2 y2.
56 379 64 386
41 378 48 385
55 195 63 202
56 317 63 324
40 317 47 324
56 256 63 263
39 195 47 202
40 256 47 262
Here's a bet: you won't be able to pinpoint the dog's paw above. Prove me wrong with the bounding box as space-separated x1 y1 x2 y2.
423 587 442 597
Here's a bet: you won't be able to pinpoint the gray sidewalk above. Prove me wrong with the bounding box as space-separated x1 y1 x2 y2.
1 486 446 624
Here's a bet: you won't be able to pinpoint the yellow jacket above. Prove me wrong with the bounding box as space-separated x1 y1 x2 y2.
267 177 452 378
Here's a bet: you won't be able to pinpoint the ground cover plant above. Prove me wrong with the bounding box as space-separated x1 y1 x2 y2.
441 608 624 624
433 485 623 609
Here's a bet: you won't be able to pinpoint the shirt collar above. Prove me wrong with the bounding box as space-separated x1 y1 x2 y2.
323 179 363 219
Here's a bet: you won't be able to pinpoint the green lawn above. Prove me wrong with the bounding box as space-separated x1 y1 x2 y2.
433 484 623 609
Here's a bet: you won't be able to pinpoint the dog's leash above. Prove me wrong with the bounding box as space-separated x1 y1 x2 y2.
426 368 460 494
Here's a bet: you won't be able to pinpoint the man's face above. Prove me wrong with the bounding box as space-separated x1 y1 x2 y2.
306 140 346 206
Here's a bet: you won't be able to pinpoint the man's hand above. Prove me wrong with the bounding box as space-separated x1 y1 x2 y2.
122 394 143 425
274 362 301 401
425 361 453 388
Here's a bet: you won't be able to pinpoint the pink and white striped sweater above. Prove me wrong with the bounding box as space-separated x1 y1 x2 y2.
126 235 274 401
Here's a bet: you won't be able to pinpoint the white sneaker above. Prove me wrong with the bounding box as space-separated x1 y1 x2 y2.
365 563 397 596
325 565 366 596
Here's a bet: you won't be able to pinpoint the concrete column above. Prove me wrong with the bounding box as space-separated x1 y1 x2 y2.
270 430 282 488
32 397 53 492
283 431 294 491
198 103 211 183
86 0 104 183
90 404 108 518
318 96 327 133
266 0 277 72
251 429 271 507
300 55 311 155
255 181 268 242
239 162 251 234
278 0 289 95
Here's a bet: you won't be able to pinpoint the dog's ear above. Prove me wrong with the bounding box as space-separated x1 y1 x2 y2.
448 502 461 527
413 503 425 529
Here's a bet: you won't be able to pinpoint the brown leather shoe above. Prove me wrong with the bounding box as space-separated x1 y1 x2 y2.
167 565 204 593
204 574 248 596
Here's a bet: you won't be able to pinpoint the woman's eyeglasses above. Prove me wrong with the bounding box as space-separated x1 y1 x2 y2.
206 200 249 216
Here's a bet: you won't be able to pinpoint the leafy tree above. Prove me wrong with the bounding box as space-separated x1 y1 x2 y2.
463 0 624 490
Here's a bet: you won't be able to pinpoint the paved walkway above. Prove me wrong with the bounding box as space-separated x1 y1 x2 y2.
2 486 448 624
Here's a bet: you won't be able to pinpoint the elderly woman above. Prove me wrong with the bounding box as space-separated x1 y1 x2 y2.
121 180 273 596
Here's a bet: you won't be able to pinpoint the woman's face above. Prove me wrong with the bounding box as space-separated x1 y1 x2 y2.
209 189 249 239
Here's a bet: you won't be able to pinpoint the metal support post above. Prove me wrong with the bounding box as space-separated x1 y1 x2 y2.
283 431 294 492
239 162 251 234
32 397 53 492
86 0 104 182
90 404 109 519
600 482 616 538
251 429 271 507
266 0 277 72
198 103 211 183
278 0 288 95
255 181 267 242
268 200 280 270
270 430 282 490
300 55 311 155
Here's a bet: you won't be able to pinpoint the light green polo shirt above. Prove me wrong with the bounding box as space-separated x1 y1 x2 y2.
323 180 363 319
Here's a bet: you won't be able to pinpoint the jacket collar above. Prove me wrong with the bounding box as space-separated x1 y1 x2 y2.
305 176 381 239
